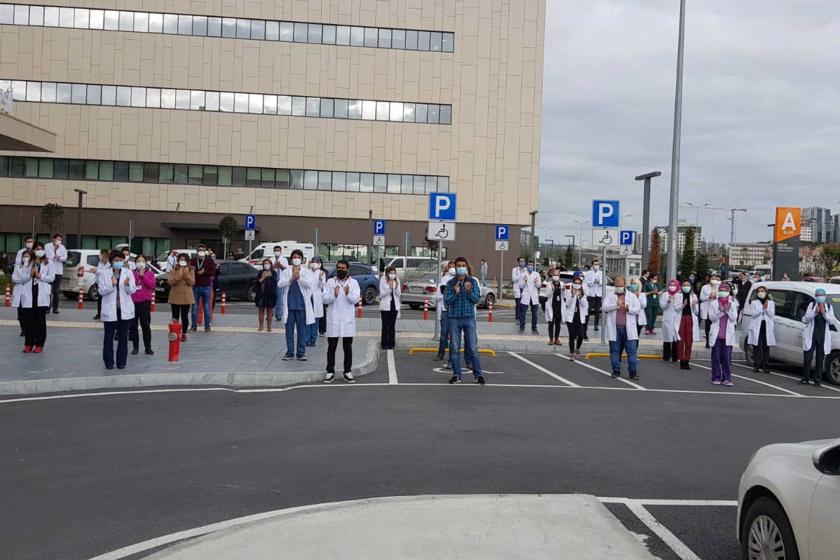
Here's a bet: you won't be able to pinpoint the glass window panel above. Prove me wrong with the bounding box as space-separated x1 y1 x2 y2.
265 21 279 40
376 101 389 121
388 174 401 193
145 88 160 108
406 30 418 50
23 157 37 177
25 82 41 102
98 161 114 181
348 100 362 119
217 166 231 186
113 161 129 181
248 93 263 113
231 168 247 187
291 97 305 116
8 156 24 177
260 168 274 188
163 14 178 34
403 103 415 122
415 103 428 123
440 105 452 124
234 93 248 113
44 7 59 27
204 91 219 111
442 32 454 52
178 15 192 35
364 27 378 47
41 82 56 102
143 162 158 182
305 97 320 117
392 29 406 49
101 85 116 105
430 31 442 51
148 13 163 33
428 104 440 123
85 161 98 180
303 170 317 190
11 80 25 100
74 8 89 29
279 22 293 41
275 169 290 189
129 162 143 182
346 172 360 192
160 89 176 109
219 92 234 112
350 26 364 46
175 90 190 109
130 86 145 107
191 90 205 110
308 23 322 43
250 19 265 40
378 29 391 48
425 176 438 194
332 171 346 191
59 7 73 27
71 83 86 104
103 10 119 30
373 174 387 193
173 164 188 184
362 100 376 120
293 22 307 42
235 18 250 39
334 99 348 118
414 175 426 194
202 165 218 185
221 17 235 38
52 159 68 179
0 4 11 25
290 170 303 189
318 171 331 190
87 86 102 105
320 98 334 117
418 31 431 51
57 83 71 102
322 25 336 44
245 168 260 187
159 163 173 183
30 6 45 26
360 173 374 192
401 175 413 194
277 95 291 115
12 5 28 25
133 11 147 32
192 15 207 36
207 17 221 37
389 102 403 122
336 26 350 45
263 95 277 114
118 11 133 32
189 165 202 185
438 177 449 192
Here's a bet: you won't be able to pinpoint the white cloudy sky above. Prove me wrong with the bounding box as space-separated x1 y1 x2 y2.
537 0 840 245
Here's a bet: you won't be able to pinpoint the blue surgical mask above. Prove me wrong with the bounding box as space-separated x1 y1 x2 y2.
682 286 691 293
816 295 826 304
456 267 467 276
527 266 534 273
112 261 124 271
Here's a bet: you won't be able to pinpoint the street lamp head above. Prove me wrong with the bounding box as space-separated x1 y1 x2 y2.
635 171 662 181
73 188 87 195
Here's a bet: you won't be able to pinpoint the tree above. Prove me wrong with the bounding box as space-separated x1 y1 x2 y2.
218 215 238 259
679 227 696 280
564 244 574 268
40 203 64 235
816 244 840 278
695 252 710 279
649 228 661 277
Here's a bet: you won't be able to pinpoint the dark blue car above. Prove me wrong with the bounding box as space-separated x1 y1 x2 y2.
323 262 380 305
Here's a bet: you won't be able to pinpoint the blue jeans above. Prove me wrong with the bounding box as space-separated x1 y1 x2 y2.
275 285 286 321
609 327 638 375
307 321 319 346
285 309 307 357
438 310 450 355
519 302 539 331
191 286 212 329
449 317 482 380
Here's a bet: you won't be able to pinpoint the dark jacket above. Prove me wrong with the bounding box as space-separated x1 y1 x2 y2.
254 269 278 309
735 279 751 308
190 255 217 288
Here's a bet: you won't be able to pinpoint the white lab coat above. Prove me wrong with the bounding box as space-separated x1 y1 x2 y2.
436 273 454 307
584 269 603 298
747 299 776 347
661 291 701 343
379 277 402 318
802 302 840 353
310 268 327 319
165 254 178 272
12 261 54 308
636 292 648 326
277 267 317 325
564 290 588 323
545 281 565 323
708 297 739 347
322 277 361 338
44 242 67 277
699 284 716 320
517 270 542 306
512 266 527 298
602 292 642 342
97 266 138 322
14 247 30 266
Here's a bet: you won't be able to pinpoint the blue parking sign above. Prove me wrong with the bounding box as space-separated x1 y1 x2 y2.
245 214 256 230
429 193 457 221
620 230 635 246
592 200 620 228
495 225 509 241
374 220 386 235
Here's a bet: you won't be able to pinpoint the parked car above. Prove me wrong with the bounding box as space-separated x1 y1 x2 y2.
738 281 840 385
323 262 379 305
62 250 163 300
155 260 257 303
738 436 840 559
401 272 497 310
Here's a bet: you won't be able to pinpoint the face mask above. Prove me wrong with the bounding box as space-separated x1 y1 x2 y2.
22 257 30 266
25 242 33 249
336 269 348 279
456 267 467 276
757 292 766 300
388 272 397 280
179 260 188 267
518 261 525 267
552 276 560 282
448 267 456 276
136 262 146 270
682 286 691 294
34 250 45 258
263 264 271 271
615 287 625 295
652 278 658 284
112 261 124 270
54 239 62 245
310 262 320 270
668 285 678 294
573 284 582 290
816 296 826 304
593 265 600 271
718 291 730 299
197 251 206 258
754 277 761 283
274 251 281 258
527 266 533 273
711 280 720 286
292 258 302 266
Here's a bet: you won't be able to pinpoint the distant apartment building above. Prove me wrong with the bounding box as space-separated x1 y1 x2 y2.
834 214 840 245
728 242 772 268
655 225 702 254
802 207 833 243
801 223 814 243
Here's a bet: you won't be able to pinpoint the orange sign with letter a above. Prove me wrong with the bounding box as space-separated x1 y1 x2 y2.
774 207 801 243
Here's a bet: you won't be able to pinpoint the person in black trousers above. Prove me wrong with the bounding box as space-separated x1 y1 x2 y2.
379 266 401 350
565 277 588 359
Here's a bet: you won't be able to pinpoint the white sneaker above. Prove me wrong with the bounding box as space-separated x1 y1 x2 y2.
323 372 335 384
343 372 355 383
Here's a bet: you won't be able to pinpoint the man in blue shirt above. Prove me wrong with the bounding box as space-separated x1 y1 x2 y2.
444 257 485 385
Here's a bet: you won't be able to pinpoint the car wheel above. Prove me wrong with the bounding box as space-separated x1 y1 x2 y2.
741 496 799 560
88 284 99 301
483 292 496 309
363 286 377 305
63 291 75 300
247 286 256 303
825 351 840 386
408 303 421 310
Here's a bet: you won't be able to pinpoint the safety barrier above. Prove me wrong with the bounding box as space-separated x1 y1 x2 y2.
220 292 227 315
77 288 84 309
487 300 493 322
4 285 10 307
423 298 429 321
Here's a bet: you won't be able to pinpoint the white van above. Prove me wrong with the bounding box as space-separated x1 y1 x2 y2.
156 249 198 271
379 256 436 274
241 241 315 267
739 281 840 385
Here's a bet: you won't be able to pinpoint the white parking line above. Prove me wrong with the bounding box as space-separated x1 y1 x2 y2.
599 497 738 507
624 501 702 560
387 349 398 385
508 352 580 387
692 363 803 397
731 362 840 394
553 352 647 390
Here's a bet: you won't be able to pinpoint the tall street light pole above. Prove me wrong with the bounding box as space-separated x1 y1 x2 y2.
635 171 661 270
529 210 538 268
565 234 575 266
73 188 87 249
667 0 687 282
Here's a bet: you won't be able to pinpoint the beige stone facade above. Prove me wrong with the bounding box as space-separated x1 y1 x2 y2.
0 0 544 263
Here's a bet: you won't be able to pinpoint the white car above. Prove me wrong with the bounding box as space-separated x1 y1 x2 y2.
738 437 840 559
738 282 840 385
62 250 163 300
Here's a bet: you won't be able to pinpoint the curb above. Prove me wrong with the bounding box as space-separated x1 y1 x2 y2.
0 339 380 396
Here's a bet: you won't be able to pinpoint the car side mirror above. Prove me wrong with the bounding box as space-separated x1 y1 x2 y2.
813 441 840 475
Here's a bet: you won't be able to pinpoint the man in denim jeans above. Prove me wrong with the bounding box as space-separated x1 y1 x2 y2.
190 244 217 332
443 257 485 385
602 276 641 380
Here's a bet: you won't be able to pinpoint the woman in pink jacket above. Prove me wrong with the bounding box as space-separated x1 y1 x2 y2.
130 254 157 355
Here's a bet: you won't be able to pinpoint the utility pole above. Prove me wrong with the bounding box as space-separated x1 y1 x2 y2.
529 210 538 268
667 0 687 282
635 171 661 270
367 209 373 265
565 234 575 267
73 188 87 249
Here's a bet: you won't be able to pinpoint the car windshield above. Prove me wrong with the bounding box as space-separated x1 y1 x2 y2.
64 251 82 267
829 295 840 322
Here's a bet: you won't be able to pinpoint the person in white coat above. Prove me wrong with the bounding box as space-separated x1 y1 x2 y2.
584 259 604 334
628 281 647 338
602 276 642 380
698 273 721 348
379 266 401 350
675 279 701 371
800 288 840 386
322 260 361 383
546 269 564 345
659 279 682 363
306 256 327 347
517 264 541 334
277 249 317 361
748 286 775 373
44 233 67 313
564 274 588 359
708 282 739 386
512 257 527 330
97 250 138 370
13 236 34 335
12 244 54 352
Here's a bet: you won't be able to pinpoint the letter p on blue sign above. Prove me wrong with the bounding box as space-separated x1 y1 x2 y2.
429 193 457 221
620 230 635 246
592 200 620 228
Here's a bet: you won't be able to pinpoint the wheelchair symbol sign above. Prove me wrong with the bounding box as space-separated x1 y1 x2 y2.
427 221 456 241
592 229 619 247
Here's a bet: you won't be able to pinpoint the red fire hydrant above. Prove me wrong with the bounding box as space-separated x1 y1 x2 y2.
168 320 182 362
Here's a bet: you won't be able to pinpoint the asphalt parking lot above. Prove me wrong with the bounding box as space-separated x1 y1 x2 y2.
1 350 837 560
